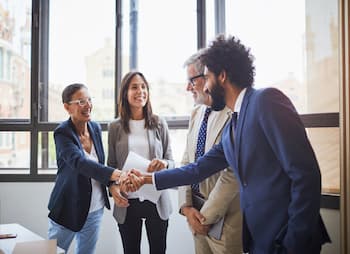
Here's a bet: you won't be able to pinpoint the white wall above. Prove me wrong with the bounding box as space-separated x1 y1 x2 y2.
0 183 194 254
0 183 339 254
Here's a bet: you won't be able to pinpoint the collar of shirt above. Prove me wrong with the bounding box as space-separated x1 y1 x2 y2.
233 88 247 119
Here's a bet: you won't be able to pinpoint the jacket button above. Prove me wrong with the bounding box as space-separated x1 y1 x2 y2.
243 182 247 187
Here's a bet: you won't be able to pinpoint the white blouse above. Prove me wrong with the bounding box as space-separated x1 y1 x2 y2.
84 144 105 213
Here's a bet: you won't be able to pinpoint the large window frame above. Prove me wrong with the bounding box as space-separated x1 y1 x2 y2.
0 0 207 181
0 0 343 211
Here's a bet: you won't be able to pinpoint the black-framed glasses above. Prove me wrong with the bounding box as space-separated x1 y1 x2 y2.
68 97 92 107
188 73 205 86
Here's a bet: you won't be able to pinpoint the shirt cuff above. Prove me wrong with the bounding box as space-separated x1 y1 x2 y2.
152 173 157 189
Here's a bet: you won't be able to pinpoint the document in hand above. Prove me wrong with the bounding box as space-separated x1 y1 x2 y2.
122 151 162 203
191 193 225 240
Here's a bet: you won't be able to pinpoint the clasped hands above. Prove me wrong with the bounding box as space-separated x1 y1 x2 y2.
109 158 167 207
109 169 143 207
182 206 209 236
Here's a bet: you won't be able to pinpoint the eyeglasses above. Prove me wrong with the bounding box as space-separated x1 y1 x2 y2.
188 74 205 87
68 97 92 106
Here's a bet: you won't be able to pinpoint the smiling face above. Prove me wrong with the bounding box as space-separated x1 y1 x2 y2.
186 64 211 106
203 67 226 111
64 87 92 123
127 74 149 112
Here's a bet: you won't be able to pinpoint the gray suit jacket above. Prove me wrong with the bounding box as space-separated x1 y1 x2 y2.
108 117 174 224
179 105 242 249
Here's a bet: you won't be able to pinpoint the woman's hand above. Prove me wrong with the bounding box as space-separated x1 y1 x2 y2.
109 184 129 207
110 169 122 181
147 159 168 172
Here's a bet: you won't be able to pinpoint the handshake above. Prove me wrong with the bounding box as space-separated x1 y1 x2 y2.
108 158 166 207
109 169 145 207
118 169 146 192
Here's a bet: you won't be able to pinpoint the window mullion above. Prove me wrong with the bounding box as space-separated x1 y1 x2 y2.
30 0 41 175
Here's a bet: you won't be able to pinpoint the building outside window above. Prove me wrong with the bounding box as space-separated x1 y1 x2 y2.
226 0 340 194
0 0 343 197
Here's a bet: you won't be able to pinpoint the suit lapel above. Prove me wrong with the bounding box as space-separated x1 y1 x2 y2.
87 122 103 163
222 121 236 169
188 107 202 162
68 118 83 150
147 128 156 158
206 107 230 149
234 87 254 168
116 126 129 169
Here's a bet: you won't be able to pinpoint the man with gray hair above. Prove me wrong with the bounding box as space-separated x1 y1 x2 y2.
178 50 242 254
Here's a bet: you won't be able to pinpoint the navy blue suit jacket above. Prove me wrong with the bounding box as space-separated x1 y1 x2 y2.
155 87 330 253
48 119 114 232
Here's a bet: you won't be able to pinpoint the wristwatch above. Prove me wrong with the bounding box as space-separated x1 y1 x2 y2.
108 179 120 187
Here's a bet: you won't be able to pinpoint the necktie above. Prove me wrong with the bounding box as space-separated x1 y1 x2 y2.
232 111 238 130
231 111 238 141
191 107 212 195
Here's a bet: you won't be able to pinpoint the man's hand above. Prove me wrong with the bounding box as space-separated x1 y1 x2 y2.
128 168 153 187
126 170 145 191
117 169 146 192
109 184 129 207
147 159 168 172
182 206 209 235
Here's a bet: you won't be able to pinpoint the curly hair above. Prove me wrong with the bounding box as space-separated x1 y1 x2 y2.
200 35 255 88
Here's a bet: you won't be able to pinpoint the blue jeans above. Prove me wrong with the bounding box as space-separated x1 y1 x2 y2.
48 208 104 254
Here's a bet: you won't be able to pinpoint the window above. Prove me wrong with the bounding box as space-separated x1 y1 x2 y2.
307 128 339 193
0 0 31 177
0 131 30 170
225 0 340 194
0 47 3 79
0 0 31 120
0 2 345 252
0 0 201 179
0 0 343 203
169 129 189 166
37 131 56 172
48 0 115 122
206 0 215 44
102 69 114 78
121 0 197 116
0 132 12 148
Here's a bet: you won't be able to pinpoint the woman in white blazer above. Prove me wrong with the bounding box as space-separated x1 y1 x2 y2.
107 71 174 254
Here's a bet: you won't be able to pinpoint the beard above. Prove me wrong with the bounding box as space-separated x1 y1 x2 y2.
194 92 209 105
209 78 226 111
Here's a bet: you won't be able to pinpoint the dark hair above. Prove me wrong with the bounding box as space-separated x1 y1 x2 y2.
62 83 87 103
200 35 255 88
118 71 158 133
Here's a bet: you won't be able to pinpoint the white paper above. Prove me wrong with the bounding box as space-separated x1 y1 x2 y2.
122 151 162 203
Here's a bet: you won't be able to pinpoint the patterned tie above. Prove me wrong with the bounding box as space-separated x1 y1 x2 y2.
191 107 212 195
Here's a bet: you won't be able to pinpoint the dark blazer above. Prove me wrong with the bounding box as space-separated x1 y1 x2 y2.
154 87 330 254
48 118 114 232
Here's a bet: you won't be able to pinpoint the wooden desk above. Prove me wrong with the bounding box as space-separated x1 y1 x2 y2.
0 223 64 254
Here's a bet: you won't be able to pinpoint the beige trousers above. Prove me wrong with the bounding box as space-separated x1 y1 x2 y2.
193 212 242 254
